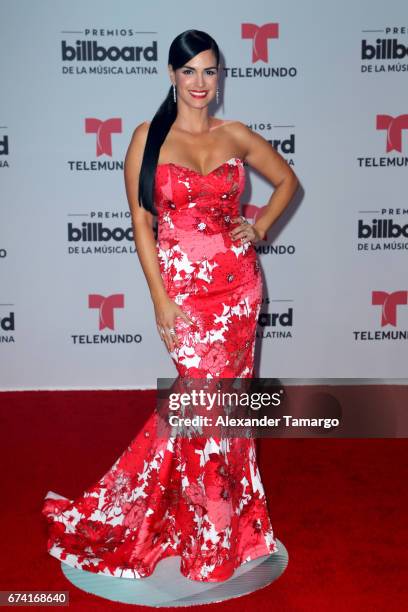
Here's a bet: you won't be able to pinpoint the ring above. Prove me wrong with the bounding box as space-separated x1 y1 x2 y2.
240 216 248 224
169 328 176 336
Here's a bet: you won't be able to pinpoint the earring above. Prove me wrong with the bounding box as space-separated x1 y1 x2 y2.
216 87 219 104
172 83 176 102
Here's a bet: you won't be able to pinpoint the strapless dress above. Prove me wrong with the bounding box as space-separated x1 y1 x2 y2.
41 156 279 582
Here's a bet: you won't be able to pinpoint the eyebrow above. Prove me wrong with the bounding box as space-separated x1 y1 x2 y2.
180 64 218 70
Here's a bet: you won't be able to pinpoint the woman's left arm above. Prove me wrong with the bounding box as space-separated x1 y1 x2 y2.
232 122 299 241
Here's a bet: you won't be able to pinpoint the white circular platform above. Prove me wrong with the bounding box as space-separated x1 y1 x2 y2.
61 538 288 607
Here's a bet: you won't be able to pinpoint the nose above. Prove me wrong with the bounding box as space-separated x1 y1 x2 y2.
195 72 205 87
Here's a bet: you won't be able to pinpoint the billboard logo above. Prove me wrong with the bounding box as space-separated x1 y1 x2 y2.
0 134 9 156
257 301 293 340
0 130 9 168
61 40 157 62
1 312 14 332
362 39 408 61
360 27 408 75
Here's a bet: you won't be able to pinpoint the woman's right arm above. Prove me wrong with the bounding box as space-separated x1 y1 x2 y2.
123 122 193 352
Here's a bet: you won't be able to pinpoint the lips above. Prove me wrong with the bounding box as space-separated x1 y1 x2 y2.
189 90 208 98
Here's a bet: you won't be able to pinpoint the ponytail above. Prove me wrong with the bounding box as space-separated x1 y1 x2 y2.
137 29 220 214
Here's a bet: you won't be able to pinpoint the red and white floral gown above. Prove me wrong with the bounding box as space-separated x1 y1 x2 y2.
42 156 278 582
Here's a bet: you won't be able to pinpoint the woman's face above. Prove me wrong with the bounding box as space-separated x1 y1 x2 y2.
169 49 219 107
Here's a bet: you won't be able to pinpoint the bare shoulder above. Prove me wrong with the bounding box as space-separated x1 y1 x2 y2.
220 119 250 137
226 119 252 139
226 120 298 186
220 120 257 157
130 120 150 145
125 121 150 164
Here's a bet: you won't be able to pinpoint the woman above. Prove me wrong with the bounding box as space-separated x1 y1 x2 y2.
42 30 298 583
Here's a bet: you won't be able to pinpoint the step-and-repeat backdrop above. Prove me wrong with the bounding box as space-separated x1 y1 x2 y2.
1 0 407 389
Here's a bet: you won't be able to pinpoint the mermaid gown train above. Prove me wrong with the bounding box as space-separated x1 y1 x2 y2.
42 156 279 582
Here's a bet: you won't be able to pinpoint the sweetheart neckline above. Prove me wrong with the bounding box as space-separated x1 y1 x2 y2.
156 156 244 178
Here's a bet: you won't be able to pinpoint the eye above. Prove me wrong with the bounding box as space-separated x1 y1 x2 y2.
181 69 217 75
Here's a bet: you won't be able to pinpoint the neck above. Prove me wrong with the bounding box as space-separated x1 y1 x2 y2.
172 107 213 135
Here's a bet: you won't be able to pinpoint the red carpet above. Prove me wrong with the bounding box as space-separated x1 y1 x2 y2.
0 389 407 611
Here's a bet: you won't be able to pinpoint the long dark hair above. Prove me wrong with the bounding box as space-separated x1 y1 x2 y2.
138 29 220 215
